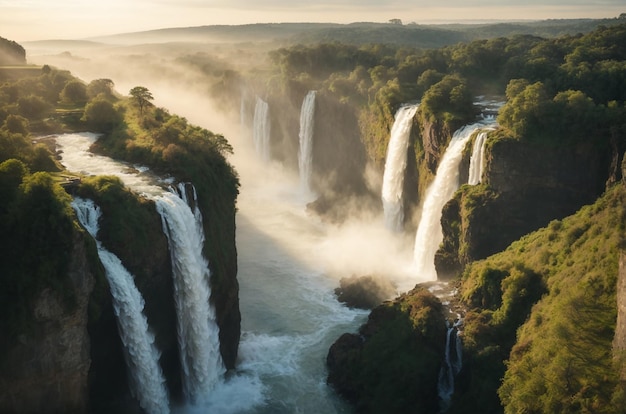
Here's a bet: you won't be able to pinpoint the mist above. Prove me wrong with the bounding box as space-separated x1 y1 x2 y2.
29 38 426 295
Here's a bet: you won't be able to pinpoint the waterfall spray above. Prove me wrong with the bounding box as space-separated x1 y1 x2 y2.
381 104 419 232
72 198 170 414
298 91 316 195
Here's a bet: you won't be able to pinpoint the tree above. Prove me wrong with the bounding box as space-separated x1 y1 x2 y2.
60 80 88 105
129 86 153 116
87 78 115 99
82 97 122 132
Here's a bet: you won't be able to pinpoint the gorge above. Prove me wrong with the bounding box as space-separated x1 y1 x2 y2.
2 19 626 414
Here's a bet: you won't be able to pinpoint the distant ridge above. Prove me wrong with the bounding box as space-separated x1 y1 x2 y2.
29 18 623 49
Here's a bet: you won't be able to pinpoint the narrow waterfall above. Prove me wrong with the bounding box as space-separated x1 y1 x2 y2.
413 122 491 280
438 321 463 410
298 90 316 194
467 130 491 185
381 104 419 232
252 97 271 162
72 198 170 414
155 185 225 403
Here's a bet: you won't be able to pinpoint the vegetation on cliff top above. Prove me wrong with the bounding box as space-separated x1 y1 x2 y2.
454 183 626 413
327 286 447 414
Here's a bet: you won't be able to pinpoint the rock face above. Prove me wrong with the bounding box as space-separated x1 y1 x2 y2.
0 229 94 413
327 286 447 414
436 137 610 276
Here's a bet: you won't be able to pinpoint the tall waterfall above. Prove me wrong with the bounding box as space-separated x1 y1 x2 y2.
155 184 225 402
413 121 492 280
381 104 419 232
252 97 271 162
467 129 492 185
57 133 225 406
72 198 170 414
298 91 316 194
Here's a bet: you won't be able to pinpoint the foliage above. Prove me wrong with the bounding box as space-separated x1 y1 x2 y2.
421 75 476 124
129 86 153 115
60 80 88 105
82 97 123 133
0 36 26 65
0 165 75 349
87 78 115 99
328 287 446 414
455 184 626 413
92 98 239 291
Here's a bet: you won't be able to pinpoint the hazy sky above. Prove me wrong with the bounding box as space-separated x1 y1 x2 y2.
1 0 624 42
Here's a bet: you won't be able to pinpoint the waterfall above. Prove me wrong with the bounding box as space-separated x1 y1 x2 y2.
155 184 225 403
56 133 225 406
252 97 271 162
413 121 492 280
381 104 419 232
467 130 492 185
298 90 316 194
72 197 170 414
438 321 463 410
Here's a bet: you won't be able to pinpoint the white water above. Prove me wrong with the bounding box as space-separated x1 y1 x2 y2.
252 97 271 162
413 121 494 280
57 133 225 407
72 197 170 414
156 187 225 402
467 129 493 185
438 320 463 409
381 104 419 232
298 90 316 195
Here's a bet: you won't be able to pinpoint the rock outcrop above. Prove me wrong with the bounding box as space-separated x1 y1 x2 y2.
327 286 447 414
0 229 94 413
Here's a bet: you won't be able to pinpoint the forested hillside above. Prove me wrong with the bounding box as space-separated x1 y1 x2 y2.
0 44 240 412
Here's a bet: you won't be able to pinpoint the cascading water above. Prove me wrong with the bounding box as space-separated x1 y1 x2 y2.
252 97 271 162
381 104 419 232
298 90 316 195
438 320 463 410
72 197 170 414
57 133 225 406
156 186 225 402
413 121 494 280
468 128 495 185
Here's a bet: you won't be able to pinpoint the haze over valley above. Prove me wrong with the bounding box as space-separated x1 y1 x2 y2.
1 3 626 414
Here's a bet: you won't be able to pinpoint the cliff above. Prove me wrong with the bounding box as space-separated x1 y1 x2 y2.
0 228 95 413
436 136 611 278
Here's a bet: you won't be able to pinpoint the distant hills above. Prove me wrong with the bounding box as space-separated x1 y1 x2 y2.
74 17 626 48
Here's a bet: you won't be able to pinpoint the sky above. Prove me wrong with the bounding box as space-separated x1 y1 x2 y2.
1 0 624 42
